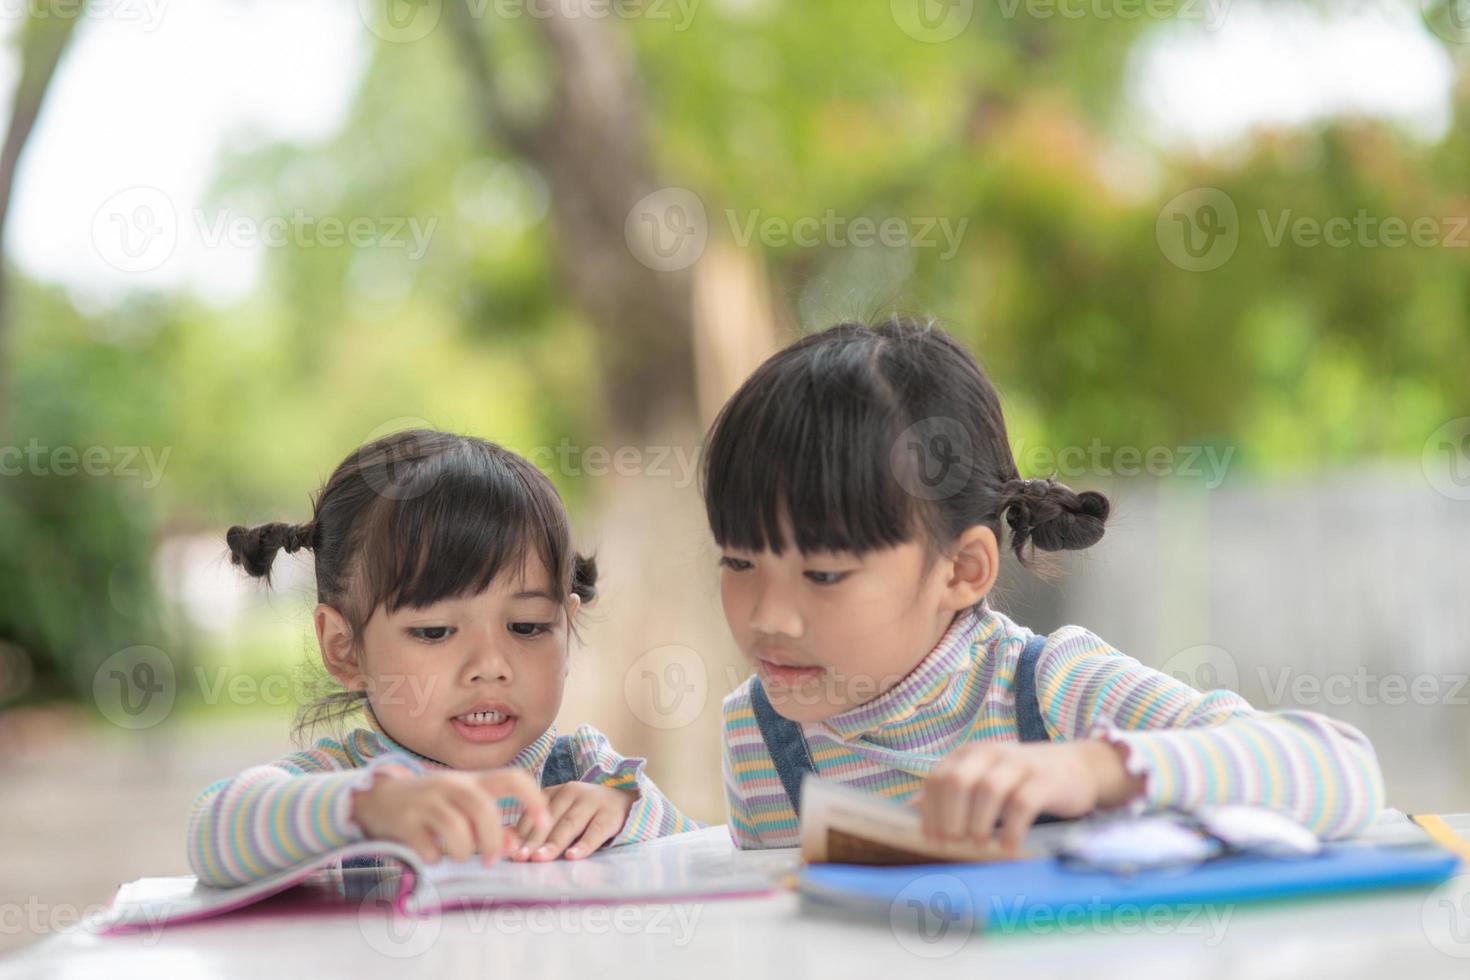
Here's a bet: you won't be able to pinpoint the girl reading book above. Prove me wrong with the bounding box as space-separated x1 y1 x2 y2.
187 429 698 888
705 318 1385 853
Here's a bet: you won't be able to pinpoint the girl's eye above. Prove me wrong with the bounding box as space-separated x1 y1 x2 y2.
409 626 454 642
509 622 553 638
804 570 851 586
719 556 753 572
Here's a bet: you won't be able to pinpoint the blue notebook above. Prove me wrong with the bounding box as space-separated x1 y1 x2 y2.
799 842 1461 932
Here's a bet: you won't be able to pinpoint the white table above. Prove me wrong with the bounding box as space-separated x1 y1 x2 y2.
6 824 1470 980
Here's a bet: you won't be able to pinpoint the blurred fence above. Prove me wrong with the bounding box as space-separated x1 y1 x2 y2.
998 467 1470 815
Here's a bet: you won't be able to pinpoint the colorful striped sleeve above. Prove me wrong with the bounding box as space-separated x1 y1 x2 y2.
185 739 424 887
719 682 795 849
1034 626 1386 840
564 724 703 846
719 702 762 849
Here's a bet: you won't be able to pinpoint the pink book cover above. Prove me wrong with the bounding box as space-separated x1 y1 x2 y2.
95 826 784 936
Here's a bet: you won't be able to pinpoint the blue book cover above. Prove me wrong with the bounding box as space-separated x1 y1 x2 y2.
799 840 1461 933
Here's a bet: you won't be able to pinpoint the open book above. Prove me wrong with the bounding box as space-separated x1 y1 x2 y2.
797 802 1463 928
799 776 1077 865
798 774 1454 868
97 826 777 934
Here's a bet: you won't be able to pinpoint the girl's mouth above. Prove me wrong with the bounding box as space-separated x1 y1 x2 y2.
756 659 826 688
450 709 518 743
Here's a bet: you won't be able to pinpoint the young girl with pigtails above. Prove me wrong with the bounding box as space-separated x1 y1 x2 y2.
188 429 698 887
705 318 1384 852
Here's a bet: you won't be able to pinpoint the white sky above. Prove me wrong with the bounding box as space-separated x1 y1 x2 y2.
0 0 1456 304
1128 1 1455 151
2 0 365 307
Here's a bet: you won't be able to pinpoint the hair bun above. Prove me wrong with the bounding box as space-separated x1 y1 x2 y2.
1003 479 1110 558
226 522 314 580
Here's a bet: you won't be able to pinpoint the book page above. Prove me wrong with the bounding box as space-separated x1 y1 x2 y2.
799 776 1075 865
416 826 778 911
97 839 422 934
99 828 784 930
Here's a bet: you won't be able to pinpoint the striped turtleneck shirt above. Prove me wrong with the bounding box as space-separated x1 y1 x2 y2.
187 721 700 887
720 607 1385 849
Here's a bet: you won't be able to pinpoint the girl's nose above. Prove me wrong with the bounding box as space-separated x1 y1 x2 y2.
462 632 514 684
749 587 803 639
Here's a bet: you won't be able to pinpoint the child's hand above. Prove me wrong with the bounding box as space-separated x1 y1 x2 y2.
919 740 1143 855
351 768 550 865
509 782 636 862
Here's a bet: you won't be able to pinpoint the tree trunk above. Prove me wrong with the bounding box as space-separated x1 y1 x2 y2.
0 13 79 434
445 0 696 438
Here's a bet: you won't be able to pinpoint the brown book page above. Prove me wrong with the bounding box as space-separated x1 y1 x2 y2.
825 829 936 865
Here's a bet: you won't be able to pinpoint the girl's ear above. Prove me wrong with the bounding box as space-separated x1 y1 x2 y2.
314 603 363 690
939 525 1000 612
564 593 582 629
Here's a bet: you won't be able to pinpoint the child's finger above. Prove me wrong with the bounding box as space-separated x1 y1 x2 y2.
515 785 564 841
921 760 961 838
407 824 444 865
917 773 944 839
997 788 1044 855
513 800 541 843
563 809 625 860
967 763 1023 846
428 802 476 863
478 769 551 832
515 788 577 857
512 813 536 857
526 799 588 863
918 790 943 841
928 755 991 840
531 803 597 861
446 782 506 865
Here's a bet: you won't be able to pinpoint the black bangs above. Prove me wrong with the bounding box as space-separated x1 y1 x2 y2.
702 324 924 556
356 438 571 616
228 427 604 743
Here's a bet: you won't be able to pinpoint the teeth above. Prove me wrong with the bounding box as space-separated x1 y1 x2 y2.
458 710 507 725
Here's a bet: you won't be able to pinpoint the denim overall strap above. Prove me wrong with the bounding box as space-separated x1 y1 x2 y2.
750 678 817 816
1013 633 1052 744
1013 631 1064 825
540 735 579 788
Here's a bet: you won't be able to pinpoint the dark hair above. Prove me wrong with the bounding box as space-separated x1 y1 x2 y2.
700 317 1109 573
226 429 596 741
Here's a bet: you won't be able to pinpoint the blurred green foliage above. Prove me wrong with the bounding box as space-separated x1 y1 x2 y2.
2 2 1467 705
